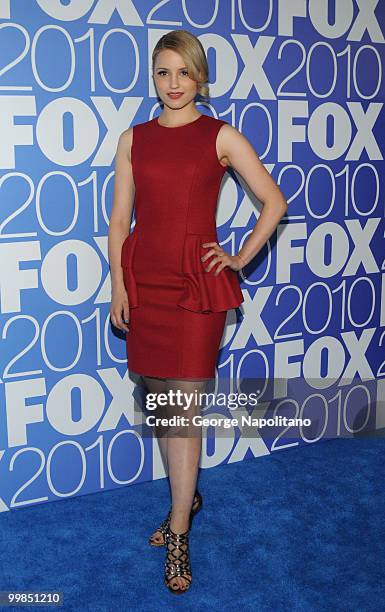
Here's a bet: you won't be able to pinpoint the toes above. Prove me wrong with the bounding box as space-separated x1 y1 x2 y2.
170 578 179 590
172 577 188 591
151 531 164 543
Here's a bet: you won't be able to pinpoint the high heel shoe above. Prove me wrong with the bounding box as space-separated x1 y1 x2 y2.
148 490 202 547
164 524 192 594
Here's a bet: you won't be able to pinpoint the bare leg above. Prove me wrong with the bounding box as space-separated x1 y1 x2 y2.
142 374 203 548
141 375 168 471
142 374 173 546
164 377 208 592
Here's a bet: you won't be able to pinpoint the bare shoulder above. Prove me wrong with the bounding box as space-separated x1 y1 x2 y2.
216 122 254 168
216 121 287 207
217 123 259 168
217 122 252 149
117 127 134 162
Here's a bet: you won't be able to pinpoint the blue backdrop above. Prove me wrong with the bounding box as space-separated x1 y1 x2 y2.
0 0 384 512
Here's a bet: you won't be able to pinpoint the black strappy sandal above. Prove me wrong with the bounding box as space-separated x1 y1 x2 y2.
164 524 192 594
148 490 202 547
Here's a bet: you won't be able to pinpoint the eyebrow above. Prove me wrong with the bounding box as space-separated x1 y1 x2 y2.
156 66 188 70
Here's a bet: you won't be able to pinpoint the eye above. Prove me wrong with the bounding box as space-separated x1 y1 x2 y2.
156 69 189 77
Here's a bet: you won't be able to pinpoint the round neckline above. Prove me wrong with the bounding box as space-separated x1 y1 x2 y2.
156 114 204 129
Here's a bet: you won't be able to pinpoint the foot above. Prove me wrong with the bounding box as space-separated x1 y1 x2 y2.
148 509 171 547
164 525 192 594
149 492 201 547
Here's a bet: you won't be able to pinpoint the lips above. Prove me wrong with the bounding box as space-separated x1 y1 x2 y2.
168 93 183 99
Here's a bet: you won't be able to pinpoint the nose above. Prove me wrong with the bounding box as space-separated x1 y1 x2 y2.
169 73 180 88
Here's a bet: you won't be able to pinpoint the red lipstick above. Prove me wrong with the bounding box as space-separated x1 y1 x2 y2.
168 92 184 99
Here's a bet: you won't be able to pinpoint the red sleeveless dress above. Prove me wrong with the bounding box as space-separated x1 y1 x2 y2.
121 113 244 379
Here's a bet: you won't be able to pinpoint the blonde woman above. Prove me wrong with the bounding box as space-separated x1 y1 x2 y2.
109 29 287 594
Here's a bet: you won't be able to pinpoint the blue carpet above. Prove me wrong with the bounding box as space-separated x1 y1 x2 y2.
1 436 384 611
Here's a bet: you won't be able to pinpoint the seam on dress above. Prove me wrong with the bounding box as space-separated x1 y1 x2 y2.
179 143 211 376
179 155 199 376
180 147 210 272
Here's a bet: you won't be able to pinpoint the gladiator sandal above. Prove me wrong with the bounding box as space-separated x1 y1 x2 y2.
164 525 192 594
148 490 202 547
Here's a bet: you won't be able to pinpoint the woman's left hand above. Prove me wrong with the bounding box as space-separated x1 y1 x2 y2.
201 242 244 275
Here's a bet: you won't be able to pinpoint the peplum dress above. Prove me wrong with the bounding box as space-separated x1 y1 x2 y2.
121 113 244 379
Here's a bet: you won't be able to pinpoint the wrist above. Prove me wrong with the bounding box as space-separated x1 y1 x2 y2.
111 277 126 294
236 253 249 267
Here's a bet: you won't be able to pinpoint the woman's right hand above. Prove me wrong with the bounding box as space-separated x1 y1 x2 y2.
110 286 130 333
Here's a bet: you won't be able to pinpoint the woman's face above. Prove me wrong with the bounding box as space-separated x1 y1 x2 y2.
153 49 199 109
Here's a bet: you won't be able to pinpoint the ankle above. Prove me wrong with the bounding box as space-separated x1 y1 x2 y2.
170 516 189 534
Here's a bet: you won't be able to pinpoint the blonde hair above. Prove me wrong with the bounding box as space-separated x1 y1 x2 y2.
152 30 210 100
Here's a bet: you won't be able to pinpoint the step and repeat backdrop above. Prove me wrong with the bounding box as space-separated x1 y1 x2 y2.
0 0 384 512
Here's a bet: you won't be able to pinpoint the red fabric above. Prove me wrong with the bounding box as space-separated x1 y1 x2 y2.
177 233 244 313
121 230 138 308
121 114 244 378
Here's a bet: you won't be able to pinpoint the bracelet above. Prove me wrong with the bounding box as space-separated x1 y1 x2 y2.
237 253 248 267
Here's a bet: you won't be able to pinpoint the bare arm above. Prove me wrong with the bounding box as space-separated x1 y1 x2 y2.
218 124 288 267
108 128 135 331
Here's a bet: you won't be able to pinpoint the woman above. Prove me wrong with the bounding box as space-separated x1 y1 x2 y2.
108 30 288 594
